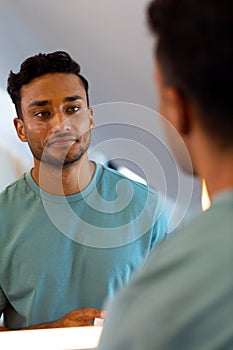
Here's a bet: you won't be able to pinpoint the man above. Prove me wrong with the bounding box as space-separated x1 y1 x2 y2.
99 1 233 349
0 51 168 330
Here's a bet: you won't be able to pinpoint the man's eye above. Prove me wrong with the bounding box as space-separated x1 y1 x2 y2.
34 111 51 118
66 106 80 113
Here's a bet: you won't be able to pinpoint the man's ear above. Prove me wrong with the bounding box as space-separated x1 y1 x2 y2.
14 117 27 142
162 87 191 136
88 107 95 132
160 87 194 174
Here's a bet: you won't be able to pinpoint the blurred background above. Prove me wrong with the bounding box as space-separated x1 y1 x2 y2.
0 0 202 226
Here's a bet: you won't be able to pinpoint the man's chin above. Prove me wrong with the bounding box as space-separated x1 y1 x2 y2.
37 153 85 169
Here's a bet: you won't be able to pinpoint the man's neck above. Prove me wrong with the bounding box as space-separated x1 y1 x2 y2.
31 156 96 196
203 155 233 200
193 142 233 200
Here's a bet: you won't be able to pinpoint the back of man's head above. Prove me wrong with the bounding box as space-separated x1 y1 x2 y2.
147 0 233 149
7 51 89 119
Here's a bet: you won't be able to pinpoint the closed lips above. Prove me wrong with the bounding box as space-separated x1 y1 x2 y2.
48 137 77 147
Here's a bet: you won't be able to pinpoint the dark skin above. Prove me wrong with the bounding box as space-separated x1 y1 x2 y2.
0 308 102 331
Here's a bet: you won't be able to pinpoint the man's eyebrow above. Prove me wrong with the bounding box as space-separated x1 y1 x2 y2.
63 95 84 103
28 100 52 108
27 96 84 108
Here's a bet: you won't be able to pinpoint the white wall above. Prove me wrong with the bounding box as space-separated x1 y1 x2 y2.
0 88 31 162
0 88 32 190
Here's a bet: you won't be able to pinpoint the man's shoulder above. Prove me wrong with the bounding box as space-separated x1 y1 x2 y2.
98 164 164 222
0 173 28 201
99 164 159 198
156 196 233 259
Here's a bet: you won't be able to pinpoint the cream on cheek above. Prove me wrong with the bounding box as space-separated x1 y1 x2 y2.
26 121 48 132
76 119 91 137
24 121 52 147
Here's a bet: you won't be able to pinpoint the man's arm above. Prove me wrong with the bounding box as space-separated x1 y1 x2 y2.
0 308 103 331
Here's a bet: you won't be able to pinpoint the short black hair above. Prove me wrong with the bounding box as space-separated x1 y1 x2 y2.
147 0 233 148
7 51 90 119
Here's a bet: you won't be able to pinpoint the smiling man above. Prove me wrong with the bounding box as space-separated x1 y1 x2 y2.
0 51 169 331
14 71 95 195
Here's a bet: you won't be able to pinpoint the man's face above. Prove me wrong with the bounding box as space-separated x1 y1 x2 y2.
15 73 94 168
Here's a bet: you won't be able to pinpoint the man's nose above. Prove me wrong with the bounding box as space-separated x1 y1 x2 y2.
53 111 72 133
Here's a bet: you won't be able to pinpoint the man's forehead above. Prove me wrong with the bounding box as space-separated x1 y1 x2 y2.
21 72 85 90
20 73 87 105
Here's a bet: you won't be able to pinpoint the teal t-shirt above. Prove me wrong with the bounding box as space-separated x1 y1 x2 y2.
0 163 168 329
99 190 233 350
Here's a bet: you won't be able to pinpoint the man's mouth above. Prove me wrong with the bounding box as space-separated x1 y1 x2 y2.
48 137 78 148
